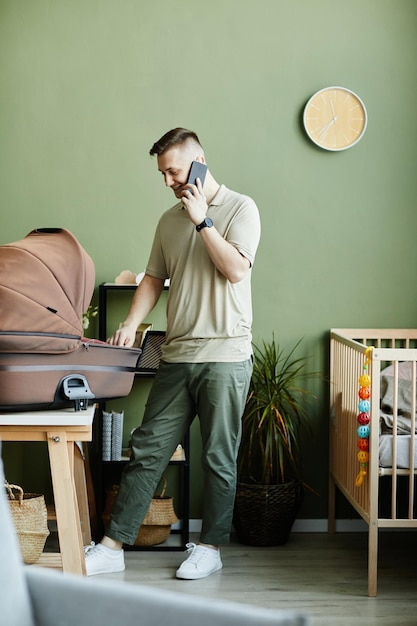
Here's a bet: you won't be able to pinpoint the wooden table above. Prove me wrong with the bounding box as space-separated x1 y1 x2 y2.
0 403 96 575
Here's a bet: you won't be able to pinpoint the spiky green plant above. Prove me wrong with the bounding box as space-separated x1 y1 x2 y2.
238 337 317 485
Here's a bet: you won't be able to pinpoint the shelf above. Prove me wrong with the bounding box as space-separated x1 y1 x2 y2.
103 444 186 465
100 282 169 289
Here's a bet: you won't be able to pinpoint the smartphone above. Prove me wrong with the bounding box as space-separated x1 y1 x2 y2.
186 161 207 193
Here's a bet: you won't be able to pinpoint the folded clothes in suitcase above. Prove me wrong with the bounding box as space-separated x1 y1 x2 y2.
0 228 141 411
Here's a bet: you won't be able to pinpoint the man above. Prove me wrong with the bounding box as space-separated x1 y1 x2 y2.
85 128 261 579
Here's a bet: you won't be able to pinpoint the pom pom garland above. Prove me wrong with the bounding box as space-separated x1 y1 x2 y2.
355 347 373 487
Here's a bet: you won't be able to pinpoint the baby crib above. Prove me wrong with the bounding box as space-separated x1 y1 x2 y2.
329 329 417 597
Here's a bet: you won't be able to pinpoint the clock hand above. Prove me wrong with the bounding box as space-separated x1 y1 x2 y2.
329 99 337 121
318 117 336 139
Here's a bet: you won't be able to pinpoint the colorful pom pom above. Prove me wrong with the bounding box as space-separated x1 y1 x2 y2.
357 450 369 463
357 412 370 425
358 386 371 399
357 425 370 438
357 438 369 451
358 399 370 413
359 374 371 387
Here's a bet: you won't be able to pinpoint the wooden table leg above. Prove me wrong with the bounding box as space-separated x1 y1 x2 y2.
74 442 92 546
82 443 98 539
47 430 86 575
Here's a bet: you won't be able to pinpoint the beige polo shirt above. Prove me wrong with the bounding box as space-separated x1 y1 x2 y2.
145 185 261 363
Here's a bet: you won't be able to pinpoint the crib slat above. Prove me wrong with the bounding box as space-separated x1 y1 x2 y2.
408 362 416 519
391 361 398 519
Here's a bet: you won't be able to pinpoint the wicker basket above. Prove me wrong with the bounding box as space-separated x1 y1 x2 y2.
103 477 177 546
5 481 50 564
233 480 303 546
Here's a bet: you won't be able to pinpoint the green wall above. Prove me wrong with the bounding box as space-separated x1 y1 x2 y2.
1 0 417 521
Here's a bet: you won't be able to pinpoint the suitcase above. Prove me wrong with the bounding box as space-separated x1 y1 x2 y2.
0 228 141 411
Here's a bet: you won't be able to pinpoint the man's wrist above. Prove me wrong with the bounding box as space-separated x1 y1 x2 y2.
196 217 213 232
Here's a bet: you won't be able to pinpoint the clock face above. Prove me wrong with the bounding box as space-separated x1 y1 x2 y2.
303 86 367 151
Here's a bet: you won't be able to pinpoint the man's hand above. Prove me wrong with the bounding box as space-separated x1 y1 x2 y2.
107 275 165 346
181 177 208 226
107 322 137 347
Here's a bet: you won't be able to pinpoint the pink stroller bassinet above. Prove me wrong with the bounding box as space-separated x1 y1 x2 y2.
0 228 141 411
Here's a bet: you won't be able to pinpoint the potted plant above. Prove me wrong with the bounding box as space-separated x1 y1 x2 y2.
234 336 317 546
82 304 98 335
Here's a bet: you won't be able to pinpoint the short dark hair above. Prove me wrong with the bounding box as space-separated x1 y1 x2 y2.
149 128 203 156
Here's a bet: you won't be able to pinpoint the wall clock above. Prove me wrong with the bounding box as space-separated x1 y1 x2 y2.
303 86 367 151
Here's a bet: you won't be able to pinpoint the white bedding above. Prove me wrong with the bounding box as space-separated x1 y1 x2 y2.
380 362 417 434
379 434 417 469
378 362 417 468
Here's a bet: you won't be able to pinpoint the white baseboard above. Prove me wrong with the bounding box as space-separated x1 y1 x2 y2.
292 518 368 532
174 518 369 533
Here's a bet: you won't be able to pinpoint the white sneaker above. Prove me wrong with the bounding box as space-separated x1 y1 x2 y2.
84 542 125 576
84 541 95 554
176 542 222 580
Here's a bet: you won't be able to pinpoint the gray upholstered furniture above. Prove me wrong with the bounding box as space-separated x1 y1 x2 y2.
0 449 309 626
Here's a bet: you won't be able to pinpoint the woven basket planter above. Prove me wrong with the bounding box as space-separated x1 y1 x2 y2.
233 480 303 547
5 482 50 564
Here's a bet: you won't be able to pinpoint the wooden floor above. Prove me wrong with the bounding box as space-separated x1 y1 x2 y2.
47 531 417 626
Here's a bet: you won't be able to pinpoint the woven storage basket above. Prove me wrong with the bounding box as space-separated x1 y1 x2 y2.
103 477 177 546
233 480 303 546
5 482 50 564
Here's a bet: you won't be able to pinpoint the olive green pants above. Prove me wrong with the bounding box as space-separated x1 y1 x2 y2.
106 358 252 546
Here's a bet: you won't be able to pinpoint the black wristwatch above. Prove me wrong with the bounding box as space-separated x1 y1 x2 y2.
196 217 213 232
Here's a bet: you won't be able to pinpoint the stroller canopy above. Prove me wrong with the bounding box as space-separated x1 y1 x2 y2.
0 228 95 350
